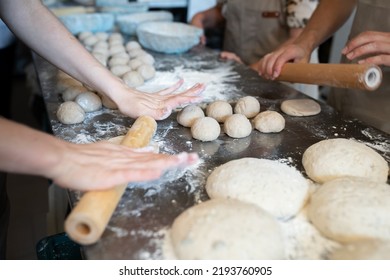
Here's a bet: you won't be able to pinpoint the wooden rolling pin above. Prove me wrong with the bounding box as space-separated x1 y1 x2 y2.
276 63 382 91
64 116 157 245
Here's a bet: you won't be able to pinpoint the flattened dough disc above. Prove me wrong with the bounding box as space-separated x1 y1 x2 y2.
281 99 321 116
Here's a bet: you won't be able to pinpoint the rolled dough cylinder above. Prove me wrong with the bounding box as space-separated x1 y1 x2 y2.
234 96 260 118
177 105 205 127
170 198 285 260
206 100 232 123
224 114 252 138
302 138 388 183
191 117 220 142
253 110 285 133
56 101 85 124
206 158 310 220
281 99 321 116
308 177 390 242
75 91 102 112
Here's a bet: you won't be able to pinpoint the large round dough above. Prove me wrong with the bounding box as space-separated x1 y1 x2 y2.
191 117 220 142
234 96 260 118
170 198 285 260
177 105 205 127
206 100 233 123
75 91 102 112
56 101 85 124
253 110 285 133
308 177 390 243
206 158 310 220
302 138 388 183
329 240 390 260
224 114 252 138
281 99 321 116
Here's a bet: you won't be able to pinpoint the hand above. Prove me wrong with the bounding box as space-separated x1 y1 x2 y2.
220 51 243 64
115 79 205 120
190 13 207 45
342 31 390 66
50 141 199 191
257 43 311 80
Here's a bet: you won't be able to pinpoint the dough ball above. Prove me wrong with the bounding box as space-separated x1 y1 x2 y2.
92 46 109 57
281 98 321 116
302 138 388 183
108 32 124 43
109 45 126 56
75 91 102 112
329 240 390 260
224 114 252 138
125 41 141 52
56 77 82 93
170 198 285 260
177 105 205 127
92 52 107 67
122 71 144 88
138 53 155 65
206 158 310 220
56 101 85 124
108 56 129 68
100 94 118 110
78 31 93 41
82 35 98 47
137 64 156 81
191 117 220 142
253 110 285 133
93 40 109 50
234 96 260 118
110 65 132 77
129 49 146 59
62 85 89 101
57 70 72 81
111 51 130 61
308 177 390 242
206 100 233 123
95 32 109 41
128 58 143 70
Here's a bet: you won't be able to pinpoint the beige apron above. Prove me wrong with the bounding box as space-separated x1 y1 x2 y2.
222 0 319 99
328 0 390 134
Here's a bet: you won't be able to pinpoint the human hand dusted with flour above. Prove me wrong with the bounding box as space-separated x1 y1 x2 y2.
342 31 390 66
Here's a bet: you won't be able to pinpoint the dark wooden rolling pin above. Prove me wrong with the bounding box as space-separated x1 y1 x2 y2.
276 63 382 91
64 115 157 245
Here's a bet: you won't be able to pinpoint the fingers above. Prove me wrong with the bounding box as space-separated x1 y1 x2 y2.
357 54 390 66
156 79 184 95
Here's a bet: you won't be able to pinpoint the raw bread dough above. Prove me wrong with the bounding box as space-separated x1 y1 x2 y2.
92 52 107 67
128 58 143 70
109 45 126 56
281 99 321 116
110 65 132 77
206 100 232 123
122 71 144 88
253 110 285 133
75 91 102 112
78 31 93 41
129 49 146 59
170 198 285 260
82 35 98 47
56 77 82 93
95 32 109 41
111 51 130 60
329 240 390 260
234 96 260 118
177 105 205 127
62 85 89 101
137 64 156 80
56 101 85 124
125 41 141 52
302 138 388 183
138 53 155 65
308 177 390 242
224 114 252 138
108 56 129 68
206 158 310 220
100 94 118 109
191 117 220 141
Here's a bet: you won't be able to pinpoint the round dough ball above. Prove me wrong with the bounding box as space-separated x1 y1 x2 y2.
56 101 85 124
82 35 98 47
170 198 285 260
100 94 118 110
129 49 146 59
206 158 310 220
191 117 220 142
128 58 143 70
56 77 82 93
281 98 321 116
234 96 260 118
75 91 102 112
110 65 132 77
95 32 109 41
137 64 156 81
78 31 93 41
62 85 89 101
308 177 390 242
109 45 126 56
138 53 155 65
253 110 285 133
122 71 144 88
93 40 109 49
111 51 130 60
108 56 129 68
224 114 252 138
206 100 233 123
92 52 107 67
108 32 123 43
177 105 205 127
302 138 388 183
329 240 390 260
125 41 141 52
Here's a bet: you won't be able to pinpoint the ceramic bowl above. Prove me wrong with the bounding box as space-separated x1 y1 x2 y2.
116 11 173 35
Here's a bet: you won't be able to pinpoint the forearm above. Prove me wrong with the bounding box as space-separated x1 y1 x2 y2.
191 4 225 29
0 118 65 178
295 0 357 52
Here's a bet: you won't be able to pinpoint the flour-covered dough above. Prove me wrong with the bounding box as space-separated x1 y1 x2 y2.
281 99 321 116
206 100 233 123
253 110 285 133
234 96 260 118
302 138 388 183
191 117 220 141
329 240 390 260
170 198 285 259
75 91 102 112
224 114 252 138
206 158 310 220
308 177 390 242
122 71 144 88
177 105 205 127
56 101 85 124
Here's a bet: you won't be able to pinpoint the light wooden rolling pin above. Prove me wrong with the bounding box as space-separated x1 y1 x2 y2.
65 115 157 245
276 63 382 91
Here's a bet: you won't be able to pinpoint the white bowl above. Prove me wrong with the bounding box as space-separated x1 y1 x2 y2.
59 13 115 35
136 22 203 54
97 3 149 16
116 11 173 35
